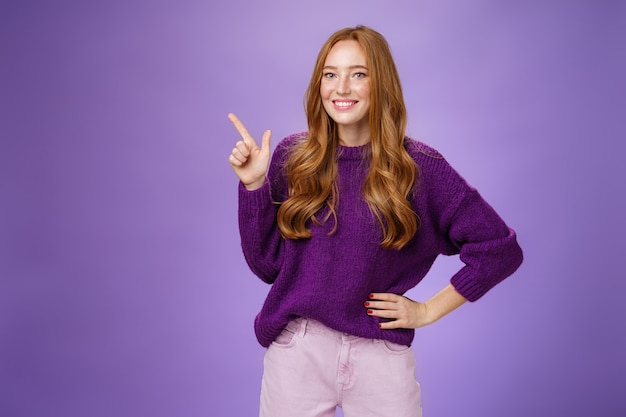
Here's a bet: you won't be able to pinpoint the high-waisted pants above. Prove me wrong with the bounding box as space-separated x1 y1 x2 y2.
260 317 423 417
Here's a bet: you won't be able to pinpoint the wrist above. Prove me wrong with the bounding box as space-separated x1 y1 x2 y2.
422 301 440 326
243 177 266 191
412 301 433 328
419 284 467 327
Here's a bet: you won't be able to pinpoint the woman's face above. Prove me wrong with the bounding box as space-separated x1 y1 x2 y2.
320 40 371 144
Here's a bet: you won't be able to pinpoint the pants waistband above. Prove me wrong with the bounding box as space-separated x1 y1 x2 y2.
289 317 365 342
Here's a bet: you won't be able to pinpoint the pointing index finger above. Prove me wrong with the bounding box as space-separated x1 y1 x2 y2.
228 113 255 146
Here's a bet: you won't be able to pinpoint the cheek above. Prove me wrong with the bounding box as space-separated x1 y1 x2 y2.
319 83 332 100
319 87 333 112
356 83 370 98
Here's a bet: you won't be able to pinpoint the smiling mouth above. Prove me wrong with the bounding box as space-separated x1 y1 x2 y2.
333 100 357 108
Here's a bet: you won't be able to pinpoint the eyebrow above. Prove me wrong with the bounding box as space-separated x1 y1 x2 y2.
323 65 368 71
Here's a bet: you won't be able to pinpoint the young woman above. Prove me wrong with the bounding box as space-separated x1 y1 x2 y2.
228 25 522 417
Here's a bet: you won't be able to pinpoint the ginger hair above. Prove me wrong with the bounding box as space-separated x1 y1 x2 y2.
277 25 420 249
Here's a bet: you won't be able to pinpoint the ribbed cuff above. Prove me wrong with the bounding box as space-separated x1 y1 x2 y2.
450 266 489 302
239 179 271 210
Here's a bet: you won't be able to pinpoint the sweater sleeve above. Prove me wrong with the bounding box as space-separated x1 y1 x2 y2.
237 135 296 284
417 143 523 302
446 187 523 301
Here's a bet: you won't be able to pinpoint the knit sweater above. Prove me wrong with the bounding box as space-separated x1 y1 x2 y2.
238 133 523 348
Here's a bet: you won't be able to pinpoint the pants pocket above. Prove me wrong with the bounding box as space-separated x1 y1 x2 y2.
380 339 412 354
271 319 300 348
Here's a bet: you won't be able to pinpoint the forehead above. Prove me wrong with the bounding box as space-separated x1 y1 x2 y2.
324 40 367 67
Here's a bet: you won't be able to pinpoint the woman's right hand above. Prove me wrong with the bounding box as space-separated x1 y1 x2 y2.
227 113 271 190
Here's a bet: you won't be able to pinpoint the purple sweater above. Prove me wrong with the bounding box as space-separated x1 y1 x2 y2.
238 133 523 348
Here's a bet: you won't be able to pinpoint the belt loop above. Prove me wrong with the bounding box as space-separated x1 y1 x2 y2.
298 318 308 338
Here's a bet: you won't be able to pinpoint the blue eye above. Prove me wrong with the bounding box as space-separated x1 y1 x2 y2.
354 72 367 78
324 73 335 78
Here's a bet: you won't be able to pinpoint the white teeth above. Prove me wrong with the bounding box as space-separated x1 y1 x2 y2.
335 101 355 107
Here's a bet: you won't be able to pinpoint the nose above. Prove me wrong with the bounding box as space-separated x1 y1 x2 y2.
337 77 351 95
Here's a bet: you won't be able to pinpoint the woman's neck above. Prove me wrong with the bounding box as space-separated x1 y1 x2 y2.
337 125 370 147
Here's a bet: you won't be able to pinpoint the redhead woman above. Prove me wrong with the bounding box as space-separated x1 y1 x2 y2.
228 25 522 417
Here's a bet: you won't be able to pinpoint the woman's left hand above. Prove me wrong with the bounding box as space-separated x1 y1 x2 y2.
365 285 467 330
365 293 430 329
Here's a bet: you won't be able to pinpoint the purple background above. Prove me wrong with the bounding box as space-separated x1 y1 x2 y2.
2 1 625 416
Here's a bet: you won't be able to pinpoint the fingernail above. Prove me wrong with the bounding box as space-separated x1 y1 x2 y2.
364 301 370 307
369 293 374 298
367 310 373 314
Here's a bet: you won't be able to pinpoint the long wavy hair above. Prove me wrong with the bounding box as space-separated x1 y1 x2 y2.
277 25 420 249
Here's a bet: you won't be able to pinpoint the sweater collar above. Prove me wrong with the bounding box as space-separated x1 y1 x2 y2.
337 143 370 160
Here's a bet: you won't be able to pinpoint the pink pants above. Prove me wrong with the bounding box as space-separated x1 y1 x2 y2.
260 317 423 417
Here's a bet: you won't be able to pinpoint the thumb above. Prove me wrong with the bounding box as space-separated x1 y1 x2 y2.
260 130 271 155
